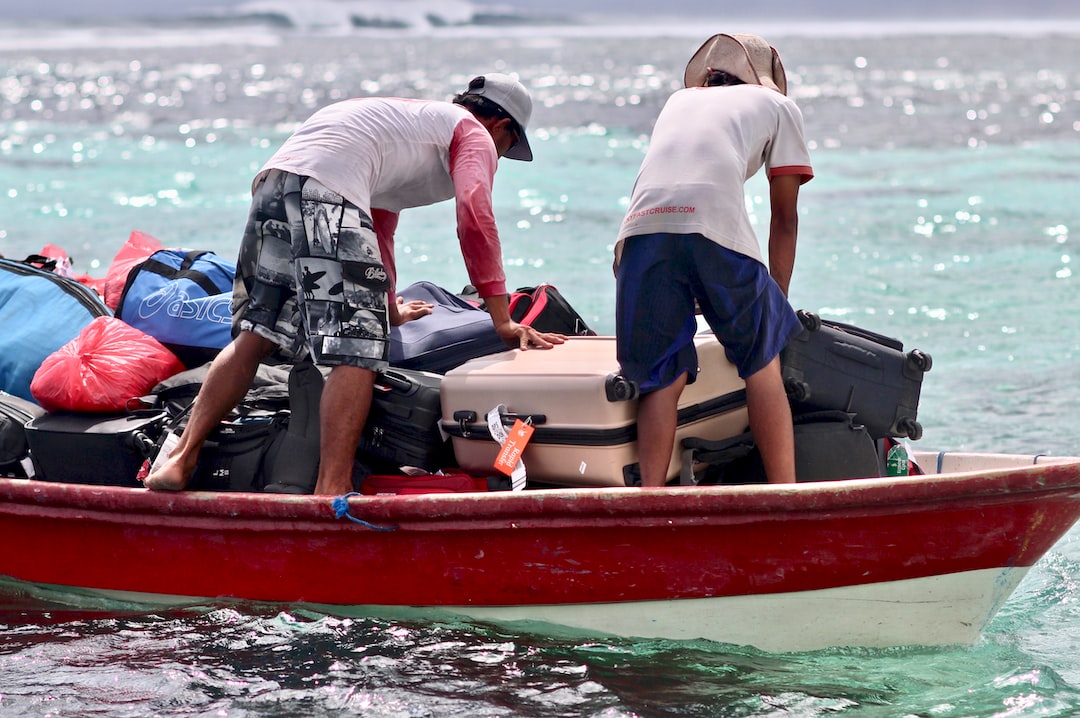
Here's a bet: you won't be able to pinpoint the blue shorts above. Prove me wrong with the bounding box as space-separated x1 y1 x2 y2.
233 170 391 371
615 233 802 392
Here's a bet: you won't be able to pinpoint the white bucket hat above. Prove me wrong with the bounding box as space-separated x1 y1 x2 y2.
460 73 533 162
684 33 787 95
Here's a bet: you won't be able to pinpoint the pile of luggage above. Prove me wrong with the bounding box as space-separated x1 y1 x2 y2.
0 234 602 492
0 232 932 493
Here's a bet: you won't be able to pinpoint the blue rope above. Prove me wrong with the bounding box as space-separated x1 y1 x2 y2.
332 493 398 531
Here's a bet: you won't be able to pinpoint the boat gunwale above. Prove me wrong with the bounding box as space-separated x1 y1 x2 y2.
1 459 1078 531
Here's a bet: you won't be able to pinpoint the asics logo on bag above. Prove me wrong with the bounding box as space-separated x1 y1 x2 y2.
138 284 232 324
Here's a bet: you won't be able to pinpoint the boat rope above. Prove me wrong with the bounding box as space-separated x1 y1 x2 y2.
331 493 398 531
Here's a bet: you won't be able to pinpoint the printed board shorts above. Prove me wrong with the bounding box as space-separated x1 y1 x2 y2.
615 232 802 392
232 169 391 371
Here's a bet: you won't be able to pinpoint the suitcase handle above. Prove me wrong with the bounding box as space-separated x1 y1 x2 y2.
376 369 413 392
830 341 883 368
451 409 547 438
799 310 905 352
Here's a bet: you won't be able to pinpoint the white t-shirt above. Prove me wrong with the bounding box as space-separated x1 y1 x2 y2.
257 97 507 298
617 84 813 264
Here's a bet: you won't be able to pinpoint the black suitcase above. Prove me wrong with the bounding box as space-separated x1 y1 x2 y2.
682 411 884 485
389 281 507 374
0 391 46 478
23 411 165 487
781 311 932 440
357 367 453 472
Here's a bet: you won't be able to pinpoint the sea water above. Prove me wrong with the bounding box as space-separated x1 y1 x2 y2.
1 10 1079 717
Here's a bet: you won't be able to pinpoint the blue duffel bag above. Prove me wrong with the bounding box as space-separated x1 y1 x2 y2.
0 258 111 402
389 281 507 374
115 249 236 369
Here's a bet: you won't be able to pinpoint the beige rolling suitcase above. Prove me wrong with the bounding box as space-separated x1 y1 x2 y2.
439 335 748 487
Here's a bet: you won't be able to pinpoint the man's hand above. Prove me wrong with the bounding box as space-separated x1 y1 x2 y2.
389 297 434 326
483 292 566 350
495 320 566 350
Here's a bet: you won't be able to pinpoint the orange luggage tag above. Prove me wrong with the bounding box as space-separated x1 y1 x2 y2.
494 418 534 476
487 404 530 490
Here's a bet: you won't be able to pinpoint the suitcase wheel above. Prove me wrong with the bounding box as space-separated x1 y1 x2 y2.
605 374 639 402
905 349 933 373
796 310 821 332
784 378 811 402
896 417 923 441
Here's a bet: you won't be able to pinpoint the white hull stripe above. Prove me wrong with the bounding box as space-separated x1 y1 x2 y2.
4 566 1028 652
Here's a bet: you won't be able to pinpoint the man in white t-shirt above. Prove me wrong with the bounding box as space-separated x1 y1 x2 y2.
615 34 814 486
145 73 565 496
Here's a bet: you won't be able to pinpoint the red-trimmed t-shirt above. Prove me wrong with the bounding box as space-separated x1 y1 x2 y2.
258 97 506 299
617 84 813 264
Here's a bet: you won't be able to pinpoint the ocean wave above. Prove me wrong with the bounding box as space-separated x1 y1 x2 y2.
217 0 561 32
2 2 1080 53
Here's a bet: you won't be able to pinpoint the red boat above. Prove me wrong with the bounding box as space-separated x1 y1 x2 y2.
0 449 1077 652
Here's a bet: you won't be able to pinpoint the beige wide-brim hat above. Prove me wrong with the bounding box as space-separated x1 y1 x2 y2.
684 33 787 95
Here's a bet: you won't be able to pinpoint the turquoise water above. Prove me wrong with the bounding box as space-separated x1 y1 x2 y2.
1 16 1079 717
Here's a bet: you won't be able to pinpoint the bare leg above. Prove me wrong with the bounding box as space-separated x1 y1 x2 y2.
636 372 688 487
311 364 376 495
744 356 796 484
143 331 275 491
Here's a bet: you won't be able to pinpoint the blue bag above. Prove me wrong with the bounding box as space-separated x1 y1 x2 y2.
116 249 236 369
0 258 110 402
389 281 507 374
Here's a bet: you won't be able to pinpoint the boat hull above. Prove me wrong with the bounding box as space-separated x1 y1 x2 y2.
1 458 1078 651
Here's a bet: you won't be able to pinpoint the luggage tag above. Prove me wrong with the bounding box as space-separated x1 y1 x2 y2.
494 419 534 475
137 429 180 483
487 404 529 491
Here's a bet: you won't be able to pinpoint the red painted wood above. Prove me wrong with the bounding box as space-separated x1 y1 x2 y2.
1 461 1078 607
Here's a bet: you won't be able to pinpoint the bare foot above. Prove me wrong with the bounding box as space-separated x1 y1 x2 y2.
143 454 195 491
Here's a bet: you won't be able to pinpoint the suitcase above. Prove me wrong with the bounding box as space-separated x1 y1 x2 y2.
440 335 749 487
0 391 46 478
682 410 884 485
356 367 454 472
24 411 166 487
781 311 932 440
389 281 508 374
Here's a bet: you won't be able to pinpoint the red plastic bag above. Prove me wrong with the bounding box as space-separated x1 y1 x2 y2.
30 316 186 413
34 244 108 296
103 230 165 311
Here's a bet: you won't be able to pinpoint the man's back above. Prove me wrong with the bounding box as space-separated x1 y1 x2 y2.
263 97 485 213
618 84 810 262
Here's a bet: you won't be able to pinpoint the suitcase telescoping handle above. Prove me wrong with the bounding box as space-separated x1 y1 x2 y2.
451 409 547 438
375 369 412 392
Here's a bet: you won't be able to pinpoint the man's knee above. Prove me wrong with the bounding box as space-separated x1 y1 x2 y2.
232 330 277 361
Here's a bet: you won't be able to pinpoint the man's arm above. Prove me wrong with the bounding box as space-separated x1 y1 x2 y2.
767 173 801 296
448 119 565 349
